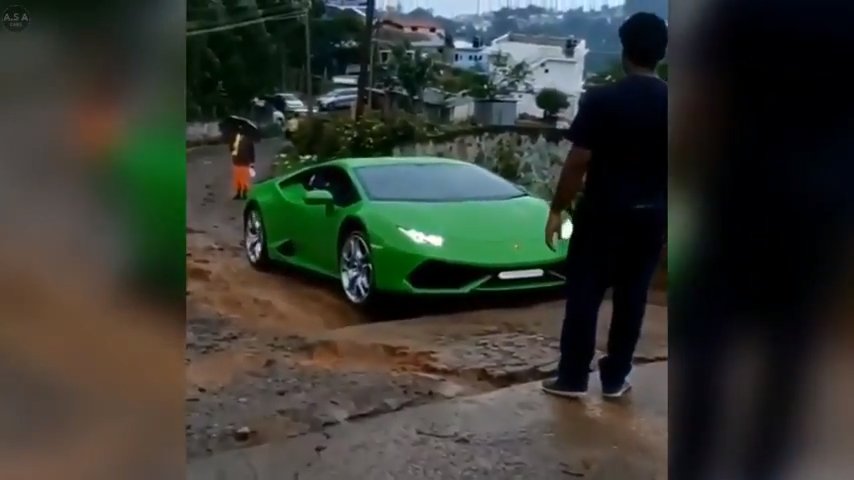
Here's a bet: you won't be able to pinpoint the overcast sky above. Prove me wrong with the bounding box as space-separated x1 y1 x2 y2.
385 0 625 17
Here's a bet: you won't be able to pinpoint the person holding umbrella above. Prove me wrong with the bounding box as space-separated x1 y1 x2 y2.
221 116 258 200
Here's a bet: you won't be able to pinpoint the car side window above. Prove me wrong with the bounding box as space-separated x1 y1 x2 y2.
277 170 313 190
301 167 359 207
304 170 331 191
325 168 360 207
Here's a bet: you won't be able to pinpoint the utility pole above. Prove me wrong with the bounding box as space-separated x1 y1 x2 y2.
367 38 375 107
304 1 314 117
354 0 376 119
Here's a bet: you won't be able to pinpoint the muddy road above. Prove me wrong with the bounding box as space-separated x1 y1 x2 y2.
185 140 668 459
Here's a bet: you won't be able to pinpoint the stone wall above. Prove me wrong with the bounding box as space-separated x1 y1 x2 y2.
187 122 223 147
393 126 572 200
187 117 281 148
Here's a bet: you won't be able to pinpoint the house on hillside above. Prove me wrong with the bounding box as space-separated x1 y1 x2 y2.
374 17 453 62
378 16 452 62
366 86 473 124
452 38 489 72
379 16 446 39
485 33 588 120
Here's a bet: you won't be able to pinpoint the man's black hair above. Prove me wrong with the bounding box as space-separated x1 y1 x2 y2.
619 12 668 69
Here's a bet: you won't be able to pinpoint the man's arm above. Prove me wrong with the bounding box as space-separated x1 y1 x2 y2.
550 91 598 213
550 146 592 213
544 91 599 250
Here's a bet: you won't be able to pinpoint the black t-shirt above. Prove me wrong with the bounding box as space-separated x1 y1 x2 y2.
567 75 667 215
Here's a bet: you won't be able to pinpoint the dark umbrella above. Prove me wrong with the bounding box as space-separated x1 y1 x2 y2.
219 115 260 143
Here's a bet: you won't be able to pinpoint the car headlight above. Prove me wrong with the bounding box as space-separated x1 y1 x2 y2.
560 219 573 240
398 227 444 247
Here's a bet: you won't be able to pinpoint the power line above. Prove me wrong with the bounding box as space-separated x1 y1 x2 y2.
187 10 307 36
186 0 297 13
186 2 300 21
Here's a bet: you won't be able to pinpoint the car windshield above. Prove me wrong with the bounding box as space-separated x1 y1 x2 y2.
354 163 526 202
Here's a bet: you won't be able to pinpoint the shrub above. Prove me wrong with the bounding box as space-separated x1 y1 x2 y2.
291 113 433 161
535 88 569 119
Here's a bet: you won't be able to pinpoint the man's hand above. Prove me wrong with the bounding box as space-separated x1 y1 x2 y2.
545 210 563 251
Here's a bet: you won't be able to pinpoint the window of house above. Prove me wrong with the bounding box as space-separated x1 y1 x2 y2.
544 68 549 73
468 55 473 60
454 53 459 61
410 26 418 32
438 47 443 54
379 50 390 64
429 27 436 32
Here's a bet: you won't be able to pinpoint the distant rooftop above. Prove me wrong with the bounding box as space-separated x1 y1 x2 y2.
495 33 579 48
380 16 443 31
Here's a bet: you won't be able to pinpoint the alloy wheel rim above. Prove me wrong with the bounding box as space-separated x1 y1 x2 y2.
245 211 263 263
340 234 372 304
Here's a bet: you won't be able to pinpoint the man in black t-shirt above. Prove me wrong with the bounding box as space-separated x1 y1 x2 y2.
542 13 668 399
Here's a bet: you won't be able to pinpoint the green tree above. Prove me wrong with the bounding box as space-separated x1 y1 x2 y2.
656 62 668 81
536 88 569 119
376 44 442 112
469 52 533 100
186 0 364 120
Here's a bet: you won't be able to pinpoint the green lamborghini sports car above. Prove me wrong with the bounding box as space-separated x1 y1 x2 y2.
242 156 572 306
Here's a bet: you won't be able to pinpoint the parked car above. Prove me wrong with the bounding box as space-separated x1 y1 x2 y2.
318 94 357 112
265 93 307 114
316 88 358 110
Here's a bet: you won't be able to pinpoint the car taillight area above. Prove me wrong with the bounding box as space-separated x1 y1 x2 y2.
407 260 566 291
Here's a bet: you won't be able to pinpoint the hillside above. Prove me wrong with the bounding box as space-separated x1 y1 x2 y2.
397 0 667 74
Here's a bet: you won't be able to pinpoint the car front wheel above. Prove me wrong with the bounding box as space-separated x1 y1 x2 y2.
339 231 374 305
244 207 270 270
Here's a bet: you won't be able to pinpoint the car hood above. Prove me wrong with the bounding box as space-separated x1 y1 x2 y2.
376 196 547 238
369 196 568 263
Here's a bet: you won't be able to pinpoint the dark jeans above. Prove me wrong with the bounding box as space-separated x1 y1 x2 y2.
557 207 666 389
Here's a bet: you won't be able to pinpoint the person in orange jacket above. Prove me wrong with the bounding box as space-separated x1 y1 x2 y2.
230 126 255 200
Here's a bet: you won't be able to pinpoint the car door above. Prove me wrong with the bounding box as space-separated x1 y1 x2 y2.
263 170 314 258
290 166 361 274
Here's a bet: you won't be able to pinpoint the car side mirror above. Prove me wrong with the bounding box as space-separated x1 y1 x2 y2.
304 189 333 205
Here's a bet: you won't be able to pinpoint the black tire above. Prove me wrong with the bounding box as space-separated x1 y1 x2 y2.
244 206 271 270
338 229 378 307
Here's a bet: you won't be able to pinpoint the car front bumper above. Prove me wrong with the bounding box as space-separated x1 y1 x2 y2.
371 243 567 295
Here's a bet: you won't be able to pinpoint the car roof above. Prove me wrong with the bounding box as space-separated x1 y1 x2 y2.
325 156 470 169
276 156 473 181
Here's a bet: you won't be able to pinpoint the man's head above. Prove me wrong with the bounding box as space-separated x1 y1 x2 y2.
619 12 668 72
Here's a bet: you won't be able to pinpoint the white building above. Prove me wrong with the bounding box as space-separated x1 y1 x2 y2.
485 33 588 120
452 39 489 72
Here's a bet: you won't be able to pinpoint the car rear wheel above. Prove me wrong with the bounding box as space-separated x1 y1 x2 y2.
244 207 270 270
339 231 374 305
